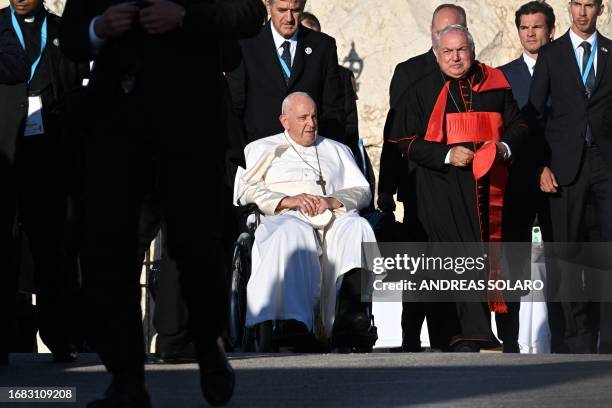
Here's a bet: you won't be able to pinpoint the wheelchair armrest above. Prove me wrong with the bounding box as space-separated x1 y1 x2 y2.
236 203 263 232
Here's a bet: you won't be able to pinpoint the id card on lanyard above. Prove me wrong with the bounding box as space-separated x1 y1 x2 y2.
574 35 598 86
10 6 48 137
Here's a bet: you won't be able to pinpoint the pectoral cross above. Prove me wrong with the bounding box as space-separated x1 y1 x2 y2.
316 174 327 195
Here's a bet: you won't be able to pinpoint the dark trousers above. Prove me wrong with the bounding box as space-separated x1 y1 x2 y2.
497 189 551 352
0 163 19 358
137 192 191 355
1 134 78 356
547 145 612 353
402 302 459 351
80 112 227 382
399 203 460 350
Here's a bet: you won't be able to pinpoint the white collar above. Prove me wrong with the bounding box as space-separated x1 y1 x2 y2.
271 23 298 51
569 29 597 51
283 130 318 151
522 52 537 74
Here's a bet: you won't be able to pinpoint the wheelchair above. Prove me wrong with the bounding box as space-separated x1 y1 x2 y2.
226 203 378 353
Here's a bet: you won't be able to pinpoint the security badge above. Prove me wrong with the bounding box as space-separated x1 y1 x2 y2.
24 96 45 137
305 47 312 55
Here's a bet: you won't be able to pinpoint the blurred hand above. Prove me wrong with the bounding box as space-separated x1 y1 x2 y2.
377 192 396 213
449 146 474 167
94 2 139 39
539 166 558 193
139 0 186 35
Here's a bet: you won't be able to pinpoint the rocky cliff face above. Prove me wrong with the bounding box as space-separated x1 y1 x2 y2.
4 0 611 173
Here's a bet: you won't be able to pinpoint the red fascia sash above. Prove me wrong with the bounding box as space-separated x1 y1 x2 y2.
425 64 511 313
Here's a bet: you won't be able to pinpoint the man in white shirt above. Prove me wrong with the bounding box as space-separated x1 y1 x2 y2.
235 92 377 351
226 0 345 143
497 0 556 354
529 0 612 354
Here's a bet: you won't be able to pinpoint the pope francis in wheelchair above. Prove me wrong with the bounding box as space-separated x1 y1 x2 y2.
234 92 378 352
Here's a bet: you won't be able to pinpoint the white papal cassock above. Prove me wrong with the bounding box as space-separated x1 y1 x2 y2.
234 132 376 337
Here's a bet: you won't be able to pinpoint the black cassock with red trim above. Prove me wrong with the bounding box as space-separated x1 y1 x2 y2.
389 63 528 347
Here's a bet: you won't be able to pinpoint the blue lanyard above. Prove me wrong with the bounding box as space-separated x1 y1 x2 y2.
574 35 597 86
278 55 291 79
10 6 47 84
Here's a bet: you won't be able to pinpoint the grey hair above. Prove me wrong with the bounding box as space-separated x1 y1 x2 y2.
433 24 476 57
269 0 307 8
281 92 313 114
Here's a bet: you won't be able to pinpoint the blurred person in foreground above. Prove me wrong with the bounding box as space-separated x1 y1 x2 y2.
59 0 266 406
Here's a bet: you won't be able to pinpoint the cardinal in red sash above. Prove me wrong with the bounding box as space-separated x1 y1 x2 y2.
389 25 528 352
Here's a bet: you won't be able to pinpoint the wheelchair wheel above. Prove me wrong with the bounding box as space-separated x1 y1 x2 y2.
228 232 254 351
254 321 275 353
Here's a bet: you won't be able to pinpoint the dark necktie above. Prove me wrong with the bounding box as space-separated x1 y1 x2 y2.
581 41 596 95
280 41 292 84
581 41 596 145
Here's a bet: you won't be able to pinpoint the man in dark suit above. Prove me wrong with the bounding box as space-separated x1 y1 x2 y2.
497 0 556 353
0 0 88 366
299 11 376 209
0 25 29 84
59 0 266 406
299 12 358 149
226 0 345 143
379 4 466 352
529 0 612 354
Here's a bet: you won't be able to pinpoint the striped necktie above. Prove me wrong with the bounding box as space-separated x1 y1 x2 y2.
280 41 292 84
581 41 596 145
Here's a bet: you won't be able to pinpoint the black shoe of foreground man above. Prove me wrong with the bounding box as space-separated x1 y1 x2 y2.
198 337 235 406
87 380 151 408
154 341 197 364
52 344 79 363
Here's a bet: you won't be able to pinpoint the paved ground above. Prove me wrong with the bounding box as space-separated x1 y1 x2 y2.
1 352 612 407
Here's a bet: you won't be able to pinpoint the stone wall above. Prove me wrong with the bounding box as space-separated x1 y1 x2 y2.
3 0 612 171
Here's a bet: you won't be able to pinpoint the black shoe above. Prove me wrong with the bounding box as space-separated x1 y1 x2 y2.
52 344 78 363
452 341 480 353
274 319 309 338
502 342 520 353
198 337 235 406
331 312 378 352
400 341 423 353
273 319 311 347
332 269 378 352
87 381 151 408
154 342 197 364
